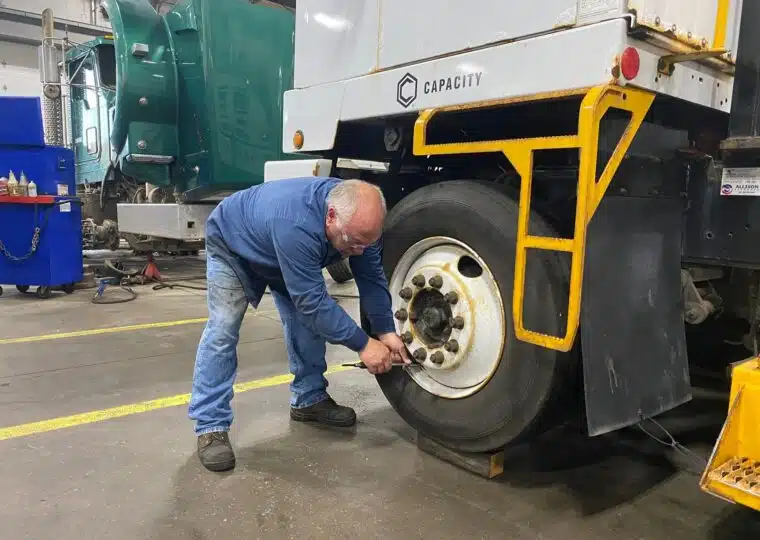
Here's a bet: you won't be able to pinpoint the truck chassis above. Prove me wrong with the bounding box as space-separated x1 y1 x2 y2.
270 0 760 510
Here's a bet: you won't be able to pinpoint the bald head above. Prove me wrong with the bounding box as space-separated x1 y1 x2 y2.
325 179 387 256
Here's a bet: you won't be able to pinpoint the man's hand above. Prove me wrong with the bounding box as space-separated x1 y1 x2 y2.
359 337 393 374
377 332 411 365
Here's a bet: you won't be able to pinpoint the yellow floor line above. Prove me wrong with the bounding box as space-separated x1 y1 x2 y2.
0 364 353 442
0 318 210 345
0 308 280 346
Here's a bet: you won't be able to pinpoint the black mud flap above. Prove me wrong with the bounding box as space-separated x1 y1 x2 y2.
581 195 691 436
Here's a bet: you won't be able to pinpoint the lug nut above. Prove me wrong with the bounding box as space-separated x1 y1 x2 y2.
401 331 413 344
429 275 443 289
444 291 459 305
430 351 444 365
399 287 413 300
411 274 426 288
444 339 459 353
451 316 465 330
413 348 427 361
395 308 408 321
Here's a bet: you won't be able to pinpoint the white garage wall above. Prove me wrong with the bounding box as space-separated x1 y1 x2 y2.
0 1 110 109
0 0 108 27
0 0 110 147
0 41 39 97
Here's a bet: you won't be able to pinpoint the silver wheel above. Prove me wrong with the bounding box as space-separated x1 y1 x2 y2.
374 180 575 452
389 236 505 399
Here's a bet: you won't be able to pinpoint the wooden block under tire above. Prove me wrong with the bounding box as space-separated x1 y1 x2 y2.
417 433 504 479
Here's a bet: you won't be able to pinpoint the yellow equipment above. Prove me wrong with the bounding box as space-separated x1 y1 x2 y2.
701 358 760 511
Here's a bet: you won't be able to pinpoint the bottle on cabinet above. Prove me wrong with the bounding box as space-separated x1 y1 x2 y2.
18 171 28 196
6 171 18 196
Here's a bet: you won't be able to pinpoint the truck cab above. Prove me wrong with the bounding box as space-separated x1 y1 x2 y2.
66 37 116 191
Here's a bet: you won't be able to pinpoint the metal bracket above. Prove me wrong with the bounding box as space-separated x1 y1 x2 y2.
657 48 728 76
130 42 149 58
125 154 175 164
413 85 655 352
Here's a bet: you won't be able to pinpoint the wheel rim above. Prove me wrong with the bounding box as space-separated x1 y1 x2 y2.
389 236 505 399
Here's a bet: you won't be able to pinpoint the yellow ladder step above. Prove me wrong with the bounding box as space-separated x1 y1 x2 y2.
522 235 574 252
708 456 760 495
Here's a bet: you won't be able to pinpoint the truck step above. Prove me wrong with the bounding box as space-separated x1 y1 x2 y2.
701 358 760 511
708 457 760 495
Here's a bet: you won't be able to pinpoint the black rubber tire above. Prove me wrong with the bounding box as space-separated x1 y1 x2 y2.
36 286 51 299
326 259 354 284
16 285 29 293
370 180 577 453
62 283 75 294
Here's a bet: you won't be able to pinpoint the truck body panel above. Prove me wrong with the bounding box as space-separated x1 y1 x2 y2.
293 0 740 89
629 0 740 50
294 0 381 89
283 18 734 153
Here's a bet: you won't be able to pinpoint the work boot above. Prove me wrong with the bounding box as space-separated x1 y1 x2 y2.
290 396 357 427
197 431 235 472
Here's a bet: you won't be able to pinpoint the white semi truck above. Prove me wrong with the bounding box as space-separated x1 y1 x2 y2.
267 0 760 510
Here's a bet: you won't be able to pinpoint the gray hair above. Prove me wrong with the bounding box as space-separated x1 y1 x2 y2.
326 179 386 226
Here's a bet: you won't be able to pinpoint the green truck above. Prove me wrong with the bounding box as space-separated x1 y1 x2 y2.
65 36 121 250
64 0 353 282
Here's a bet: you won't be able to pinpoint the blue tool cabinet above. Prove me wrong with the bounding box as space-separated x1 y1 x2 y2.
0 195 83 297
0 96 83 298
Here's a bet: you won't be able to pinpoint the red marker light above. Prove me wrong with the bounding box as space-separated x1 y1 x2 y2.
620 47 640 80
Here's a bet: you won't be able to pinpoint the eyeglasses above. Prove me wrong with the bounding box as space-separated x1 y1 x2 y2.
341 229 370 251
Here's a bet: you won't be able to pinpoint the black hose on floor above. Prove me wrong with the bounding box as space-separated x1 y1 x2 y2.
150 273 208 291
91 278 138 304
152 281 208 291
93 260 360 301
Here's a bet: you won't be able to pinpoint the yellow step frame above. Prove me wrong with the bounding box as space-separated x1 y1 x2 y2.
412 84 655 352
700 357 760 511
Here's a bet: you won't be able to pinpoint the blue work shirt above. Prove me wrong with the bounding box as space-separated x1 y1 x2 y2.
205 176 395 352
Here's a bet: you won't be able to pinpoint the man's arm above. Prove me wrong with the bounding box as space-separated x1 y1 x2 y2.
348 238 396 336
271 219 370 352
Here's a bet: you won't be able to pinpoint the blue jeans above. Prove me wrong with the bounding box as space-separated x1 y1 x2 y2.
188 251 330 435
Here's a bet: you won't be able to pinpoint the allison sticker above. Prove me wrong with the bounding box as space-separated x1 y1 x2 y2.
396 71 484 109
721 167 760 196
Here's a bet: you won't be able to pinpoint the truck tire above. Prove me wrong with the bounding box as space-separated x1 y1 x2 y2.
327 260 354 283
369 180 577 452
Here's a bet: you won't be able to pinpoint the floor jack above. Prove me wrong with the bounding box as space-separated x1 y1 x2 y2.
90 253 164 304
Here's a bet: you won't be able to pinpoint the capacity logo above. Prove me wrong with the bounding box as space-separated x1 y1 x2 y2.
395 70 485 109
721 184 733 195
396 73 418 109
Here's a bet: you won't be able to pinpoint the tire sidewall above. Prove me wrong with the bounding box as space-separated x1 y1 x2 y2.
372 181 570 452
327 259 354 283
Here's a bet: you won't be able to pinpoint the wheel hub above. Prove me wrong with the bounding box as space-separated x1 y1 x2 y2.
412 289 453 348
390 237 505 399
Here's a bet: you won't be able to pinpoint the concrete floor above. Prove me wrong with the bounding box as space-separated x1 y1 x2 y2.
1 267 759 539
